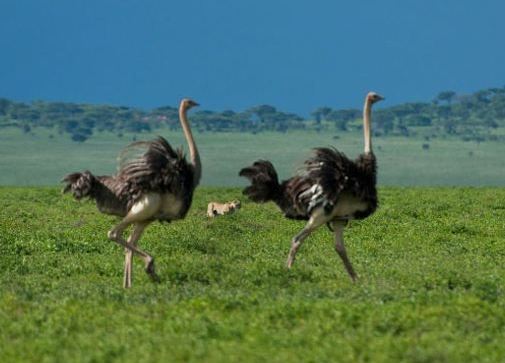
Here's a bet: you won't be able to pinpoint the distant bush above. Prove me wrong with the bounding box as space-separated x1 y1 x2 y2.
1 85 505 142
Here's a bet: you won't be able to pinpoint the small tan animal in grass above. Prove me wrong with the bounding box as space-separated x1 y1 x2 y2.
207 200 241 217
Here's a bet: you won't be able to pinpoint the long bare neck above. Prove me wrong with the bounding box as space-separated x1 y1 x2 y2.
363 99 372 154
179 105 201 187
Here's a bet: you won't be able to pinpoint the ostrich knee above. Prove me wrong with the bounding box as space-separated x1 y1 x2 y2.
108 224 128 241
107 229 117 241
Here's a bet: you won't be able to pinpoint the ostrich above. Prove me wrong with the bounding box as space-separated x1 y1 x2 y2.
239 92 384 281
62 98 201 288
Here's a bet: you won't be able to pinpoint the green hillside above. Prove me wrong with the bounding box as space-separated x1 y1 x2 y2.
1 87 505 142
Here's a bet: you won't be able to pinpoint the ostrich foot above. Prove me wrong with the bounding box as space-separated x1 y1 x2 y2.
286 255 295 269
123 251 132 289
349 272 358 283
123 277 132 288
123 270 132 289
286 243 301 269
145 257 160 283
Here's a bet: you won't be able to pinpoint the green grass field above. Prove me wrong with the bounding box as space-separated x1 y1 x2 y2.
1 127 504 186
1 186 504 362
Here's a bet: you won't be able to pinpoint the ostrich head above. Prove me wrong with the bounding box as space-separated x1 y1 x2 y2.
367 92 385 104
181 98 199 110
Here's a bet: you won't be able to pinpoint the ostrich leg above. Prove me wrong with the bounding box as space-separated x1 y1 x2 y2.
108 221 158 283
123 247 131 288
108 194 162 284
286 211 328 268
108 229 157 280
331 220 357 281
123 221 151 288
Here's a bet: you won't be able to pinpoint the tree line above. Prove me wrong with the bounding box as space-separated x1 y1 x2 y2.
1 86 504 142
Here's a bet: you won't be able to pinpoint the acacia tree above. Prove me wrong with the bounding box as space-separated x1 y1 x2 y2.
435 91 456 105
311 107 332 124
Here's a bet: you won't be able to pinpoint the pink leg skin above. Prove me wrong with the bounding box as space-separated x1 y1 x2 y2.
122 222 151 288
286 210 329 269
108 194 162 288
331 220 357 282
108 219 156 288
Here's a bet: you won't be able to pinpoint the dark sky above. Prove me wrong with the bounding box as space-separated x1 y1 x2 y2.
1 0 504 114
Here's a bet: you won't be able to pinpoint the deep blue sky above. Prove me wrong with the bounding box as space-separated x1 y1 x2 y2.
1 0 504 114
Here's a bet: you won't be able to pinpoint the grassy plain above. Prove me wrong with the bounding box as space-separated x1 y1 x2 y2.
0 186 504 362
1 127 504 186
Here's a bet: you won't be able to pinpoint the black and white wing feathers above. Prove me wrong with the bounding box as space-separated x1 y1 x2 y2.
283 147 376 218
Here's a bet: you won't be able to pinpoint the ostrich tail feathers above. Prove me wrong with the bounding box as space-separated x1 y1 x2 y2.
239 160 281 203
61 171 96 200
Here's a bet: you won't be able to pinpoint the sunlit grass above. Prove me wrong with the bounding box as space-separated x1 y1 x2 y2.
0 186 504 362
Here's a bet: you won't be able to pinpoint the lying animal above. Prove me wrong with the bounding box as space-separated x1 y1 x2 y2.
207 200 241 217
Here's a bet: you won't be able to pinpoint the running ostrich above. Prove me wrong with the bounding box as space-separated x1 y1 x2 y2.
239 92 384 281
62 98 200 288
